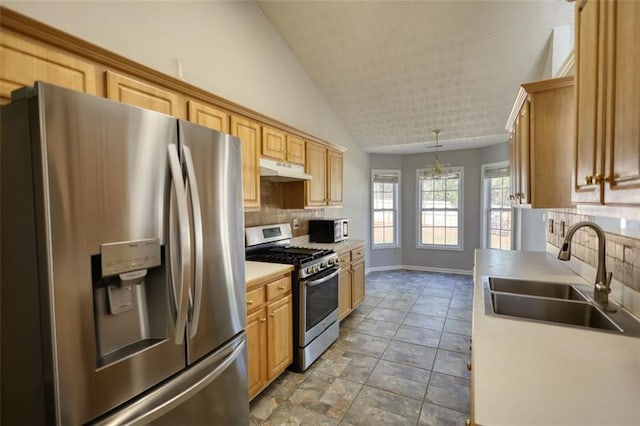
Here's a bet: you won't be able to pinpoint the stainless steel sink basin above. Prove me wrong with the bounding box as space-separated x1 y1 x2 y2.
483 276 640 337
489 277 588 301
491 292 622 332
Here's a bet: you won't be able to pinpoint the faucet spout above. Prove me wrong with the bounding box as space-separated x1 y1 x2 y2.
556 221 615 312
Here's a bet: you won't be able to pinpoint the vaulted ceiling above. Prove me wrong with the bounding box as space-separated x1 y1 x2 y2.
258 1 574 153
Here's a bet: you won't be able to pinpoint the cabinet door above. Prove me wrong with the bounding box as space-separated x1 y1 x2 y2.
573 0 604 204
286 134 306 165
266 295 293 380
508 130 518 204
351 259 365 308
305 142 328 207
187 100 229 133
246 308 266 399
338 268 352 321
230 115 261 211
0 31 97 103
105 71 181 117
262 126 286 161
517 101 530 205
327 149 344 206
604 0 640 205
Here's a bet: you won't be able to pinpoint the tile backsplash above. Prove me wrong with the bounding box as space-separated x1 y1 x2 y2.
546 209 640 315
244 180 324 237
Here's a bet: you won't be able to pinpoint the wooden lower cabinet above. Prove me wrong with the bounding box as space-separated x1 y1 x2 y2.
337 243 366 320
351 259 365 307
338 268 351 320
246 273 293 400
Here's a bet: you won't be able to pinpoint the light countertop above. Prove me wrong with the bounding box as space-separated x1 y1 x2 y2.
290 237 366 254
245 261 294 288
472 250 640 425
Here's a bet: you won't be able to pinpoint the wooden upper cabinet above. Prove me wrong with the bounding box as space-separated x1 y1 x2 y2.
507 77 574 209
187 99 229 133
327 149 343 206
603 0 640 205
105 71 182 118
0 30 97 103
305 142 328 207
261 126 287 161
286 134 306 165
573 0 604 204
231 115 261 211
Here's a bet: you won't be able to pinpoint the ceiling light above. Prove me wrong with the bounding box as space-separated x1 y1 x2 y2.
422 129 452 179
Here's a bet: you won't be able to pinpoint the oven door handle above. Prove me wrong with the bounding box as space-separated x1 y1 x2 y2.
304 268 339 287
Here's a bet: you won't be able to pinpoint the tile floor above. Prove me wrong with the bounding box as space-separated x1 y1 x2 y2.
250 270 473 426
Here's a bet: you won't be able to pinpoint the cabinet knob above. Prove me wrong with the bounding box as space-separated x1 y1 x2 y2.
260 318 266 323
585 175 594 185
593 173 604 184
247 300 253 305
277 285 285 290
466 419 471 426
466 362 472 371
604 174 612 183
269 313 275 318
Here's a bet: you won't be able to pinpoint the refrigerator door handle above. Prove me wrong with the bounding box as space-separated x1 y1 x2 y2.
167 144 192 345
91 334 246 426
182 145 204 339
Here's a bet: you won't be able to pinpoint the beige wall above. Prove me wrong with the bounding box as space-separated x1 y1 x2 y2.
4 1 371 243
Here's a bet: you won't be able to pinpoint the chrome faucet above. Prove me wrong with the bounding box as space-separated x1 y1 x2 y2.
557 221 615 312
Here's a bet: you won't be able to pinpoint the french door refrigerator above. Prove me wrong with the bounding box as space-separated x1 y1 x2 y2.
1 82 248 424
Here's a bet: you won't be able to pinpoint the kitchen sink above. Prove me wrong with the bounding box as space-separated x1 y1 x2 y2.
489 277 588 301
483 276 640 337
491 292 622 332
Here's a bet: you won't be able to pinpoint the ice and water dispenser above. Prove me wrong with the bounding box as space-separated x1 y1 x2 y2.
92 239 168 368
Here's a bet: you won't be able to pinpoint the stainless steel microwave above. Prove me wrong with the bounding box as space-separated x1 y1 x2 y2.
309 219 349 243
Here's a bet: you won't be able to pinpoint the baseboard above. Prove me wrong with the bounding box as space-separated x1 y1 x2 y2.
366 264 472 276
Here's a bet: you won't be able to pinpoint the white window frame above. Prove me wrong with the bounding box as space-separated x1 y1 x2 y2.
416 167 464 251
480 161 511 250
371 169 401 249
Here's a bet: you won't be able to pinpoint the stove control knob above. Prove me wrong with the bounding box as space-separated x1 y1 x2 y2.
306 267 313 275
330 258 337 265
321 261 328 268
312 265 320 273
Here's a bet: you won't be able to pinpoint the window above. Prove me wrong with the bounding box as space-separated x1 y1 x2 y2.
372 170 400 248
482 162 511 250
417 167 463 250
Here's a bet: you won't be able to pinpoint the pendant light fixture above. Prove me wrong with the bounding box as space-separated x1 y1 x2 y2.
422 129 452 178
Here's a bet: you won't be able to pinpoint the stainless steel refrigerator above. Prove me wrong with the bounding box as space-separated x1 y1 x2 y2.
1 82 248 424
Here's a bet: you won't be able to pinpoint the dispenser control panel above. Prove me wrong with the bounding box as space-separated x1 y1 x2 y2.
101 239 161 277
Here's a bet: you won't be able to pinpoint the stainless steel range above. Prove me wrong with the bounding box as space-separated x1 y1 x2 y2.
246 223 339 372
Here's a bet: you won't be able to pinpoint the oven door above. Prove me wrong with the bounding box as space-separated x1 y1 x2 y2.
299 267 339 346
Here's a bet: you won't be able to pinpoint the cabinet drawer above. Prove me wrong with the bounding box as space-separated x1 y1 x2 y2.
338 252 351 268
266 277 291 302
246 286 265 313
351 246 365 261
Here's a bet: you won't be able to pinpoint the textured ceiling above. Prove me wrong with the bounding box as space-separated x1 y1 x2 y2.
258 1 574 154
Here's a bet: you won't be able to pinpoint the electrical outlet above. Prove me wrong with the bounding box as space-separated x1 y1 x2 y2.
292 218 299 229
548 219 554 233
560 221 566 238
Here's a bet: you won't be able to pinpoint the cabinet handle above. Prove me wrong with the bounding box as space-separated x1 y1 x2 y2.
247 300 253 305
260 318 266 323
466 419 471 426
269 313 275 318
585 174 594 185
508 194 515 200
593 173 604 184
277 285 285 290
466 362 472 371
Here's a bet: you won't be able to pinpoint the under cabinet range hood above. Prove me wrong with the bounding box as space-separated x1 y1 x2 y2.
259 157 312 181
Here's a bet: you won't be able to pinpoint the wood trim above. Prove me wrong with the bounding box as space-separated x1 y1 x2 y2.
0 6 347 152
